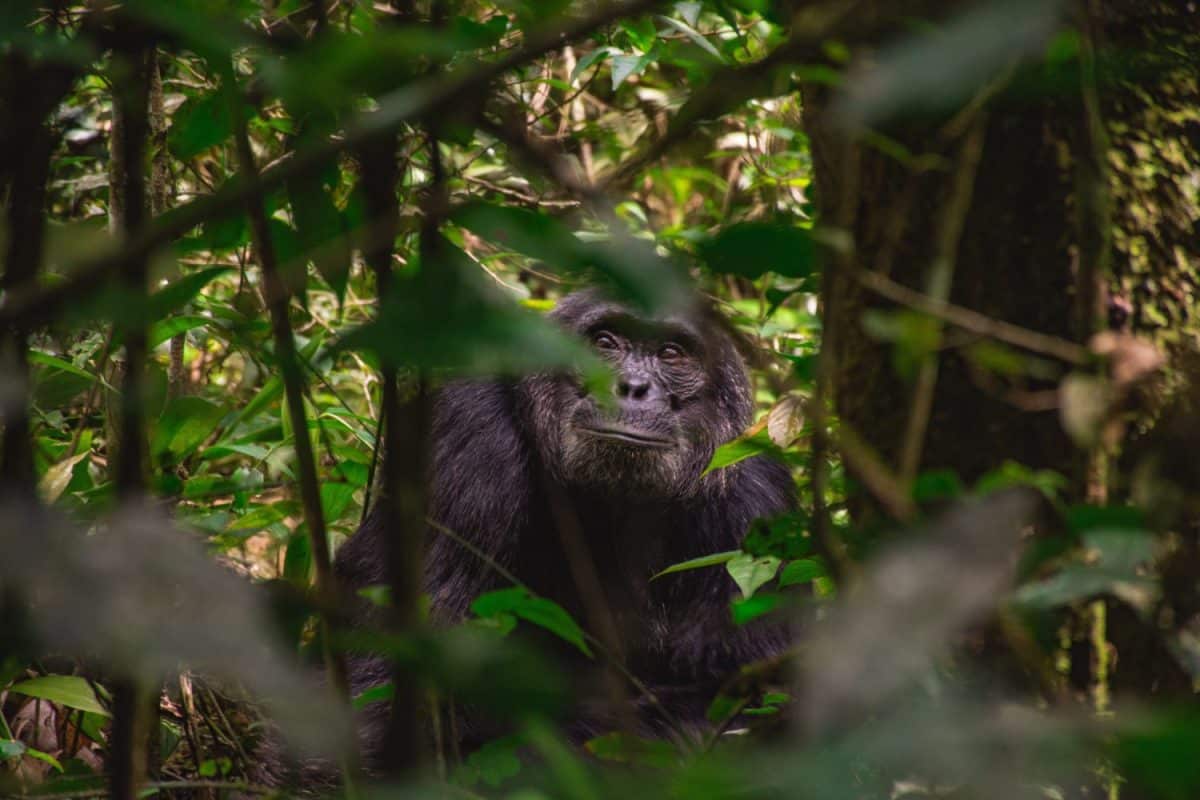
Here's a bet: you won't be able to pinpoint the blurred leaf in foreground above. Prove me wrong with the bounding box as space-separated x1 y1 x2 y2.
833 0 1065 127
800 488 1041 735
337 236 606 385
452 201 690 314
0 498 346 757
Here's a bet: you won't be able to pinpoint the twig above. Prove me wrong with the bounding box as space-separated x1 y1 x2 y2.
425 517 692 745
897 118 988 485
544 482 637 733
835 422 916 522
463 174 580 209
852 269 1089 365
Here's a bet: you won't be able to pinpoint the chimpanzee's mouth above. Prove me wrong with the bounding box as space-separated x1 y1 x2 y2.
579 424 675 449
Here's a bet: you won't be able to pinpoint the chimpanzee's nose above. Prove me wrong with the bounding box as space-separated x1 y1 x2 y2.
617 376 652 401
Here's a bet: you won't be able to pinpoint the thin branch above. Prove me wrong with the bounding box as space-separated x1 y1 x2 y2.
224 59 356 780
853 269 1090 365
897 118 988 485
836 422 916 522
464 174 580 210
425 518 692 745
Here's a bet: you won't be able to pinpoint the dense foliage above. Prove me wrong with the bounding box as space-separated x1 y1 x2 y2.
1 1 1199 799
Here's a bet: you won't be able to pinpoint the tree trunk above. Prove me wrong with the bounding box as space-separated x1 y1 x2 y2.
804 0 1199 493
802 0 1200 715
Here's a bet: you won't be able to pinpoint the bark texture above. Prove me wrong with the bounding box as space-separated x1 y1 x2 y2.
804 1 1200 487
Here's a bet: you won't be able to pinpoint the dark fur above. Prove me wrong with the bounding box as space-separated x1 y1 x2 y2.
334 290 795 769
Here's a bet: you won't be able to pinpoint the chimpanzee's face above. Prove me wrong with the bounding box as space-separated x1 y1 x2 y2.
522 292 751 498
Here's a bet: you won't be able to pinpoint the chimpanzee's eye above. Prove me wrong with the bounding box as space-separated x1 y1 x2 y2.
659 344 685 361
593 331 619 350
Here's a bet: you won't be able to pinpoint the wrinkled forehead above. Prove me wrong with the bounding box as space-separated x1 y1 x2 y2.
550 290 708 343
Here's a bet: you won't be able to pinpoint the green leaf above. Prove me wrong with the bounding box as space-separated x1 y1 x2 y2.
742 512 810 560
182 211 248 253
9 676 110 716
357 585 392 609
699 222 815 280
287 167 351 302
726 553 781 599
149 315 211 349
458 735 524 787
471 587 592 657
0 739 24 760
147 267 233 323
268 219 308 298
731 592 782 625
611 51 652 89
1012 566 1153 611
912 469 965 504
223 376 283 434
23 745 63 772
777 558 826 588
974 460 1068 500
651 550 739 580
168 91 233 160
703 428 786 476
620 17 657 51
705 693 746 723
1066 504 1144 535
27 351 96 384
227 502 296 533
1013 528 1157 612
656 15 723 61
320 482 356 523
451 14 509 49
353 682 395 710
152 396 225 461
585 732 678 768
570 46 617 82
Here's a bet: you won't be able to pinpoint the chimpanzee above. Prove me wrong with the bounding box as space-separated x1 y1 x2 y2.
330 288 795 770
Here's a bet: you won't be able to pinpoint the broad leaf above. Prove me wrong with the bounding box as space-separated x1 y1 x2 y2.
585 732 678 768
168 92 233 160
778 558 826 588
147 267 233 323
732 592 783 625
287 165 351 302
703 428 787 475
153 396 225 461
471 587 592 657
336 237 606 382
38 452 89 504
833 0 1064 126
726 553 781 599
9 676 110 716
